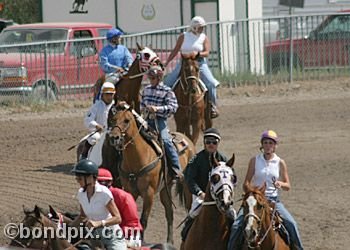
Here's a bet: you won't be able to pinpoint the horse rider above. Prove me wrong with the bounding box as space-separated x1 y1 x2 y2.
71 159 127 249
81 82 115 159
181 128 227 240
163 16 220 118
97 168 143 248
140 65 184 180
227 130 304 250
97 28 133 100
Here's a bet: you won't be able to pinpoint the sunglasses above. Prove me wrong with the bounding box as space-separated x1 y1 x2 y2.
204 139 218 145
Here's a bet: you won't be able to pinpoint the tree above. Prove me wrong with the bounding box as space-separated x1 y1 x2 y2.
0 0 41 24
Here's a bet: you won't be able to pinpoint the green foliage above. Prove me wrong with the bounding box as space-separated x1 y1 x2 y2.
0 0 41 24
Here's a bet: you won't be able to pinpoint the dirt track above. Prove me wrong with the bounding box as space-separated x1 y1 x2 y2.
1 79 350 249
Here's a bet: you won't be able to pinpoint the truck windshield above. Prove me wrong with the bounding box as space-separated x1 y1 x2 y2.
0 28 68 53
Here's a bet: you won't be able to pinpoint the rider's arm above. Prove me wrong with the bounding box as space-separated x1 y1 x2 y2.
155 89 178 116
124 47 134 68
184 155 203 196
164 33 184 67
278 159 291 191
243 157 256 193
84 103 99 131
103 199 122 226
198 35 210 58
69 205 86 227
99 46 115 74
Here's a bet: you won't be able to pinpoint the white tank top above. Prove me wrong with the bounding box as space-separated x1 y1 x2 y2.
181 31 206 55
252 153 281 198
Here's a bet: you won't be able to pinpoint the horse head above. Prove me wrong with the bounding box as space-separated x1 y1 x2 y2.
242 183 272 248
136 43 163 73
10 205 58 249
107 102 139 151
180 55 200 95
208 153 237 214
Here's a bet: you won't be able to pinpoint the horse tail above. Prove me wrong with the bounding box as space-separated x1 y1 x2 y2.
175 180 186 207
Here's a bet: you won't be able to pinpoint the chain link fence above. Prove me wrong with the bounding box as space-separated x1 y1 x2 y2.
1 12 350 102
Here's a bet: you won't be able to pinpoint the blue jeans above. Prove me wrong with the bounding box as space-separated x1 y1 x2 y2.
164 58 219 105
147 117 181 173
227 198 304 250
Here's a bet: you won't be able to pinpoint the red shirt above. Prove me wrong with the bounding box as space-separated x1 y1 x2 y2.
109 187 143 233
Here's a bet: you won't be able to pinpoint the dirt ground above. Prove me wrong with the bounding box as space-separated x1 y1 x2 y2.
0 78 350 250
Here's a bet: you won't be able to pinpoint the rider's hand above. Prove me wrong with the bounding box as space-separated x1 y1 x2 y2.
147 105 158 113
95 124 103 132
199 192 206 200
273 180 282 189
86 220 101 229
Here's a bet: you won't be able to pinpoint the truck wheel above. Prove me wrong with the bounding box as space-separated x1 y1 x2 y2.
32 85 57 102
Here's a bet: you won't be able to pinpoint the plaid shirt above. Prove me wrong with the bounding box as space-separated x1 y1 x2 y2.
141 82 178 118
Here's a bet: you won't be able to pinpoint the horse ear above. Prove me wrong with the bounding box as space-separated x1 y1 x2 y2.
23 205 31 214
49 205 58 219
210 153 219 168
136 42 143 51
34 205 41 218
226 153 235 168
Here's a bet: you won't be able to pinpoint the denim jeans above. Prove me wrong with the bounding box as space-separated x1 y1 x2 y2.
91 225 126 250
164 58 219 105
147 117 181 172
227 199 304 250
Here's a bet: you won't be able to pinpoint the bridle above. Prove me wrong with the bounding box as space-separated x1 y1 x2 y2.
108 106 142 151
207 165 237 215
12 214 51 250
243 193 278 249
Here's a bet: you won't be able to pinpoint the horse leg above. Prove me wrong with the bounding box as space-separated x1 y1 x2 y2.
140 187 155 241
160 185 174 244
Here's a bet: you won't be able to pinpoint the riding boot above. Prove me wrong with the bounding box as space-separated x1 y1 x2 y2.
181 217 194 241
81 141 92 159
211 103 219 119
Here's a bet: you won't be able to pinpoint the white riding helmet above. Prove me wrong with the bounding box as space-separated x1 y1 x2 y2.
101 82 116 94
190 16 206 31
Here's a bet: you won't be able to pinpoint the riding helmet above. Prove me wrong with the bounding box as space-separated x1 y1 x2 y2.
261 130 279 143
71 159 98 176
101 82 116 94
97 168 113 181
203 128 221 141
106 28 123 41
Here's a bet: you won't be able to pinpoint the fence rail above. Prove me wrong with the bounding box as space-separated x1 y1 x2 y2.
1 12 350 102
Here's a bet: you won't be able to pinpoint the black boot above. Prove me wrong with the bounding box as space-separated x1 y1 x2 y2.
211 104 219 119
81 141 92 159
181 217 194 241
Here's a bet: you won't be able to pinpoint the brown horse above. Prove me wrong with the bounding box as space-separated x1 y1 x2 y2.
181 153 237 250
94 44 162 113
103 102 195 244
173 55 212 145
9 205 80 250
241 185 290 250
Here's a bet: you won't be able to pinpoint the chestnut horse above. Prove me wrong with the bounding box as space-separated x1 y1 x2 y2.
103 102 195 244
94 43 162 113
9 205 82 250
173 55 212 145
181 153 237 250
241 185 290 250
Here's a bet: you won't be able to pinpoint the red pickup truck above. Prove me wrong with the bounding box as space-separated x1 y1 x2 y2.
0 22 112 100
265 11 350 73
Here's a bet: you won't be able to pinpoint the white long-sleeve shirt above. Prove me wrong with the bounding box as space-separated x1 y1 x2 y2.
84 100 114 132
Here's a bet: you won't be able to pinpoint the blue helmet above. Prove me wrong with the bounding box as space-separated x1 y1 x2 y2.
106 28 123 41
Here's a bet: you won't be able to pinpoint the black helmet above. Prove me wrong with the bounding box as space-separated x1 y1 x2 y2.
71 159 98 176
203 128 221 141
